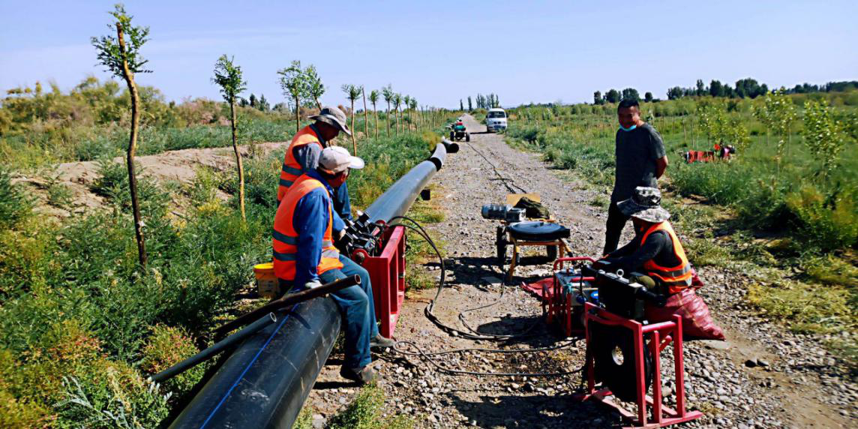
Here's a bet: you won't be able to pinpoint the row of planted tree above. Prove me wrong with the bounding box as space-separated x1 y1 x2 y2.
93 4 453 269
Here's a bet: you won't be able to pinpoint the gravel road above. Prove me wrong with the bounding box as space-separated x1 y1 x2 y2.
305 115 855 428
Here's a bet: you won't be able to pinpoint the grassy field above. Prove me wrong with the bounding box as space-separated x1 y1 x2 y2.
504 93 858 359
0 78 457 426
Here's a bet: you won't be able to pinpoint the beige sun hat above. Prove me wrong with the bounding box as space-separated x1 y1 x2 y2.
309 106 352 136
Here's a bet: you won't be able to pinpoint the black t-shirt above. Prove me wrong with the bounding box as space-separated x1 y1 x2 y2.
611 123 666 202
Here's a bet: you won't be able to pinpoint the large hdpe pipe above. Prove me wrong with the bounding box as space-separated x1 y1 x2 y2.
365 139 458 224
170 140 455 429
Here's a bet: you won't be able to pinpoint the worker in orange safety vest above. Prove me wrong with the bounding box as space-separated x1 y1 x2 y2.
273 146 394 385
278 106 353 224
598 187 692 295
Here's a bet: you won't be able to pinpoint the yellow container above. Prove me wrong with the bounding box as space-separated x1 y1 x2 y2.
254 262 280 298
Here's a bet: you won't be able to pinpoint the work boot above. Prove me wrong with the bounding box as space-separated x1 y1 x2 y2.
370 334 396 351
340 365 378 385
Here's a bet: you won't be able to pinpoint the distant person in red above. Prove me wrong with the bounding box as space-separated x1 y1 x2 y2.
604 99 669 255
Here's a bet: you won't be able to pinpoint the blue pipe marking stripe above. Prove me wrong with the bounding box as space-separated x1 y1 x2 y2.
200 286 301 429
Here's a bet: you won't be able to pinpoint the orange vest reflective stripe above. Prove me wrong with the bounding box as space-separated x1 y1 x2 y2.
278 125 326 202
272 175 343 281
640 221 692 294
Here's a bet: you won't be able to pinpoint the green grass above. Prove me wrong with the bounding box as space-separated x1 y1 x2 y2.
326 383 413 429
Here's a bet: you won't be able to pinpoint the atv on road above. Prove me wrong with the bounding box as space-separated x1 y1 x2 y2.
449 119 470 142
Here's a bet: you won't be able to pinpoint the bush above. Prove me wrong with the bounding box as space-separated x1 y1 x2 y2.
786 187 858 252
0 167 32 229
139 325 204 396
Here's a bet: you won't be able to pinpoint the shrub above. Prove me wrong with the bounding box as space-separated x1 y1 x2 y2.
139 325 204 396
0 167 32 229
786 187 858 252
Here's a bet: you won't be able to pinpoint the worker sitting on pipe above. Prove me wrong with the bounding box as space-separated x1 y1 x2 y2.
597 187 692 295
273 146 395 385
278 106 354 226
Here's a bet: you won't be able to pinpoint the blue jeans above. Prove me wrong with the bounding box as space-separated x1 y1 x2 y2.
319 254 378 369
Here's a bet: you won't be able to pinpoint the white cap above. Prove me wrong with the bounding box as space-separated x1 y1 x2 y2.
318 146 365 174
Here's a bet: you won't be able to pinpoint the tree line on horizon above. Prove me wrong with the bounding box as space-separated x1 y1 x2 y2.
592 78 858 105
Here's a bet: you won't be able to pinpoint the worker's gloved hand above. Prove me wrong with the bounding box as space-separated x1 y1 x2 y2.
304 280 322 290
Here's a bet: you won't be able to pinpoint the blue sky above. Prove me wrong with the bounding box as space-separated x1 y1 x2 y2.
1 1 856 108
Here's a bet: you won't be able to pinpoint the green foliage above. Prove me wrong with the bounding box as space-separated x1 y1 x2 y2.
0 167 32 229
91 4 151 77
139 325 205 395
304 65 325 108
327 383 413 429
802 99 846 177
278 60 308 109
212 55 246 105
786 187 858 252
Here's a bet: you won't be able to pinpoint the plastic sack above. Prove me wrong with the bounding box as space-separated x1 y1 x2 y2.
645 287 725 340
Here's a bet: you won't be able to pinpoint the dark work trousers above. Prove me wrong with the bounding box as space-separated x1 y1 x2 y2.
604 201 630 255
319 255 379 369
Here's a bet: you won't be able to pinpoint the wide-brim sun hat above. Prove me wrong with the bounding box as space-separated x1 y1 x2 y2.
309 106 352 136
318 146 364 174
617 186 671 223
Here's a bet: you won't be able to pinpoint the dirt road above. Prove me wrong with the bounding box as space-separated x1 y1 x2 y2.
307 115 855 428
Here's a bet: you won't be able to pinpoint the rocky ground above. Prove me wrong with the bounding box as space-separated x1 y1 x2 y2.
306 115 855 428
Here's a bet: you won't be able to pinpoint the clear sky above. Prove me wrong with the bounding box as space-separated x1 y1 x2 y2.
1 1 856 109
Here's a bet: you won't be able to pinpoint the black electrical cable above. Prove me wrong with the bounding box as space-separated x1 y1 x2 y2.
392 340 581 378
390 215 534 341
464 140 529 194
387 215 586 378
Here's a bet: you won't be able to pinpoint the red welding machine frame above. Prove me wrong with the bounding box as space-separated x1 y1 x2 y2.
360 225 407 338
577 302 703 429
545 257 596 337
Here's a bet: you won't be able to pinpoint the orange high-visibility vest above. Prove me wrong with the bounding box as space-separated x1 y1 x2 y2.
278 125 327 202
640 221 692 294
272 175 343 282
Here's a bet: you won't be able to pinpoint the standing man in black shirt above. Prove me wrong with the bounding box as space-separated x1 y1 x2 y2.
604 99 669 255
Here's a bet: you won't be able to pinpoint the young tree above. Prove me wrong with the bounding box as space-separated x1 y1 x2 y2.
212 54 247 221
382 84 394 137
644 92 653 103
304 64 325 109
594 91 603 105
257 94 269 112
409 97 418 130
467 96 473 111
361 85 368 137
761 88 798 172
802 99 846 179
249 93 257 108
460 99 464 111
91 4 150 267
342 84 361 152
277 60 307 132
393 93 402 134
369 89 380 138
403 95 412 131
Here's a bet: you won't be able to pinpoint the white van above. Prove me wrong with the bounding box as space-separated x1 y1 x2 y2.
486 108 508 133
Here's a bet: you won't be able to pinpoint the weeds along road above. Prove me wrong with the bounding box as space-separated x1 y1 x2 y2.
307 115 855 428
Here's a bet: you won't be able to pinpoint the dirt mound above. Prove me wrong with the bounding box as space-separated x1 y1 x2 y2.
14 141 288 217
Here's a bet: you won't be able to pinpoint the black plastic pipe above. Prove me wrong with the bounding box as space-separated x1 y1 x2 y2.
169 140 455 429
365 140 458 224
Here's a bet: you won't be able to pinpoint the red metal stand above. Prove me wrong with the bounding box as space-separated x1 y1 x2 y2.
577 303 703 429
361 225 407 338
545 257 595 337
